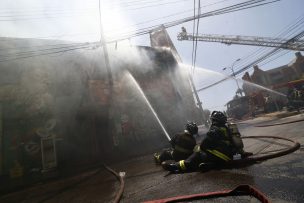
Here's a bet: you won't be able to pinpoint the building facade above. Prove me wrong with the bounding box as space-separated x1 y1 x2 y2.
0 36 199 190
242 52 304 95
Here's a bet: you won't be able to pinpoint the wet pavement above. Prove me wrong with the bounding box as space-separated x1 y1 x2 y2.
1 112 304 203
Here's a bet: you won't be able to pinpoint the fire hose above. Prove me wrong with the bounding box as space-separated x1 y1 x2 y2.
143 184 270 203
116 136 299 203
103 164 125 203
143 136 300 203
225 135 300 166
39 136 299 203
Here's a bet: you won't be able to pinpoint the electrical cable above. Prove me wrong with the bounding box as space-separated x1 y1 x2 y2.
0 0 280 62
111 0 189 7
0 0 230 17
196 29 304 92
0 0 175 14
163 0 280 28
0 0 235 48
3 0 275 40
0 8 190 44
232 14 304 73
233 30 304 75
192 0 201 75
0 44 95 62
191 0 196 74
259 50 291 66
0 0 192 21
6 0 274 62
0 42 89 58
127 0 191 11
0 0 277 62
54 1 284 40
107 0 281 42
0 1 266 52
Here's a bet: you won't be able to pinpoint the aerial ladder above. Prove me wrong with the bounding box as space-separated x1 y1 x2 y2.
177 27 304 51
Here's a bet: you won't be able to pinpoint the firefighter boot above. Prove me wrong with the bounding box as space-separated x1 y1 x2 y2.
161 161 180 172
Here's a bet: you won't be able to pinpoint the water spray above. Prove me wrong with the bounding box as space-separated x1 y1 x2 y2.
126 71 171 141
179 63 208 126
241 80 286 97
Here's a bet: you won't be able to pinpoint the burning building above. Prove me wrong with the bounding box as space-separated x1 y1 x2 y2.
0 29 200 186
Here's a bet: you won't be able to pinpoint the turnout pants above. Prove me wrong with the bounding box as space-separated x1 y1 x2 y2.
158 148 192 163
183 151 226 171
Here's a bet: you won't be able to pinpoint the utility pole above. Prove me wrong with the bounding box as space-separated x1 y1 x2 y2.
189 74 208 127
99 0 113 87
97 0 114 156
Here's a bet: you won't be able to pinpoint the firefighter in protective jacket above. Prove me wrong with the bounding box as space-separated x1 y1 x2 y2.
162 111 252 172
154 122 197 164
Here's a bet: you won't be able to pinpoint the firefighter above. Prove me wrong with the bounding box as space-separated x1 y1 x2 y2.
179 27 188 40
162 111 252 172
287 88 303 111
153 122 197 164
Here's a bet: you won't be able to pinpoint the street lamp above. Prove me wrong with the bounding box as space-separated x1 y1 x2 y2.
223 58 243 96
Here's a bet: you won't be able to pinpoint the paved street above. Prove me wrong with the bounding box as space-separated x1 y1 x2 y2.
1 113 303 203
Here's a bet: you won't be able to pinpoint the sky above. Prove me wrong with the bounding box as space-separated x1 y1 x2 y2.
0 0 303 111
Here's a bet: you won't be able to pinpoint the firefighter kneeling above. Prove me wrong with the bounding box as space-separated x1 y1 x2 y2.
154 122 197 164
162 111 252 172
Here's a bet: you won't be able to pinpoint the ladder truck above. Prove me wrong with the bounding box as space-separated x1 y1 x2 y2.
177 28 304 51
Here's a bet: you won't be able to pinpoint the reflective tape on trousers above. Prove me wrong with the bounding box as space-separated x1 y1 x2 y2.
179 160 187 170
207 149 231 161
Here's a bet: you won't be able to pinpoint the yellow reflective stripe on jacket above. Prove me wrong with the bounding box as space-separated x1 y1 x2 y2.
179 160 187 170
175 145 193 154
207 149 231 162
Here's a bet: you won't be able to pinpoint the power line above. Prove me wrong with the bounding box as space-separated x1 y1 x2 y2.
163 0 281 29
233 30 304 75
0 42 89 58
0 44 95 63
0 0 173 15
191 0 196 73
0 32 97 43
106 0 281 42
0 0 230 15
259 50 291 66
0 0 192 21
193 0 201 74
0 0 280 62
0 0 272 22
127 0 191 11
197 30 304 92
111 0 189 7
0 0 244 44
232 14 304 73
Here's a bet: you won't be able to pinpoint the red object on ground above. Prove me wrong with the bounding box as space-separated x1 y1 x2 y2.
143 185 270 203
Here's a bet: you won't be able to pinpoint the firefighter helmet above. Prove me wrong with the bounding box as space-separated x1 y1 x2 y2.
186 122 198 135
210 111 227 124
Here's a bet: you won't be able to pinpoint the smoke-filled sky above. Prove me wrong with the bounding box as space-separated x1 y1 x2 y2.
0 0 303 111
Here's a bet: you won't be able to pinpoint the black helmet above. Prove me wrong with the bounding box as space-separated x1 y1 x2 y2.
186 122 198 135
210 111 227 124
